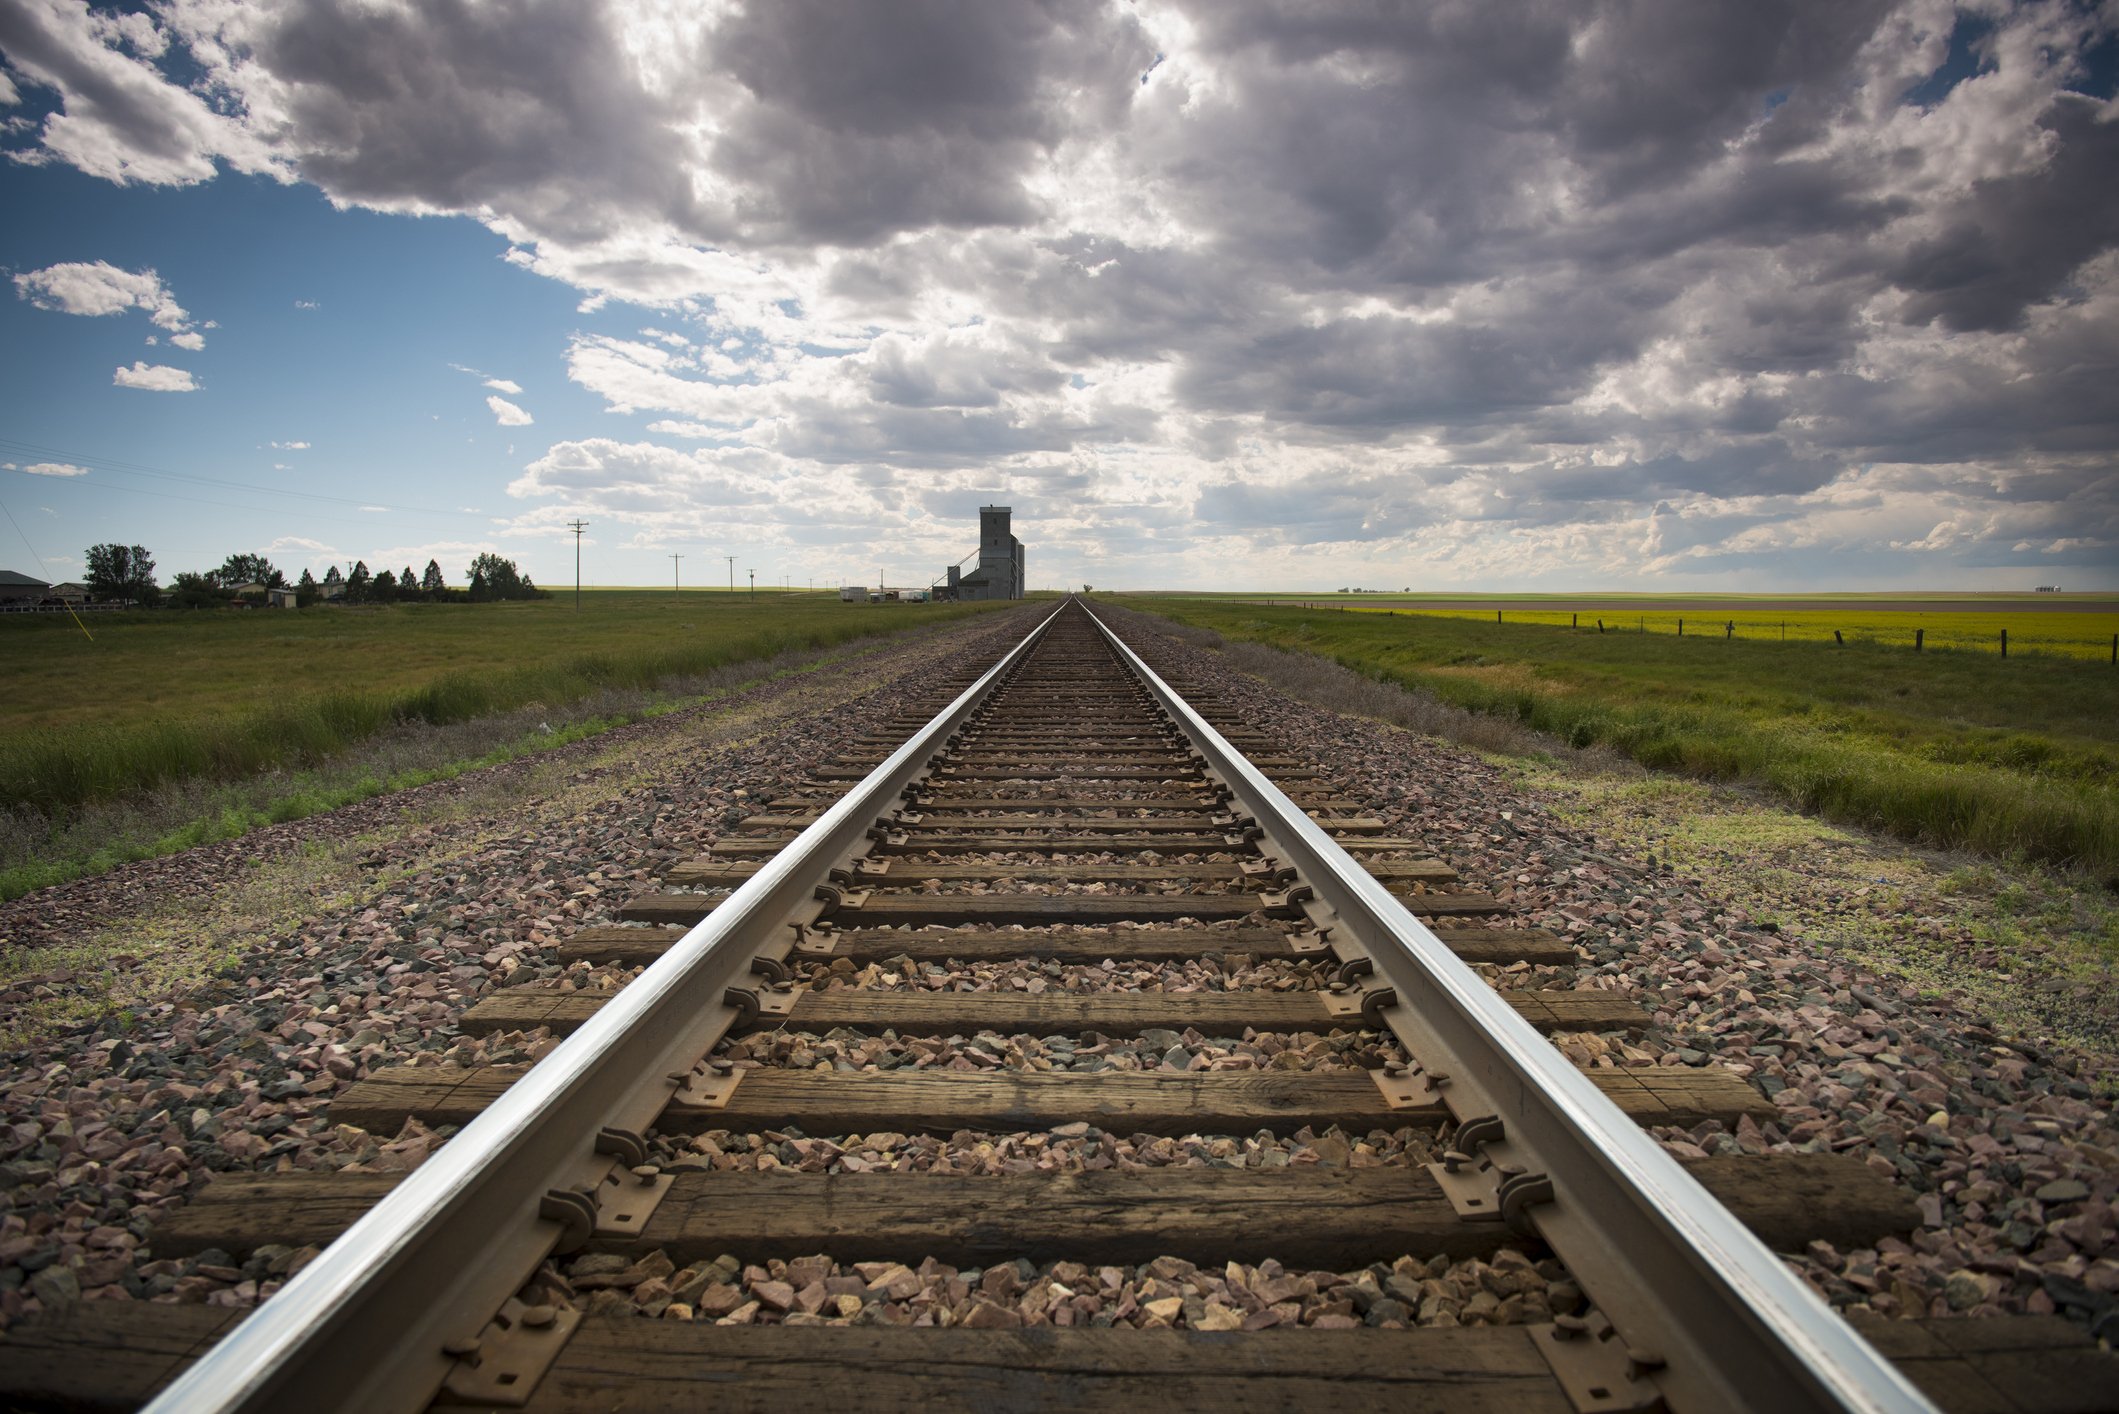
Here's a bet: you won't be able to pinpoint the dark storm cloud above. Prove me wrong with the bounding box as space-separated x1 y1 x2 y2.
1885 95 2119 331
237 0 707 243
707 0 1152 245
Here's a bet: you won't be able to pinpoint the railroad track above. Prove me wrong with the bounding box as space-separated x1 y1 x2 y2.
4 599 2113 1411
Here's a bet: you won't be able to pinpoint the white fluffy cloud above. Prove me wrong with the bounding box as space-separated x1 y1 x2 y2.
20 461 88 477
111 360 197 391
13 259 202 345
6 0 2117 585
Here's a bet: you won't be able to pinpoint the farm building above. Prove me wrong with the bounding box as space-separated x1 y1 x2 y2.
936 506 1025 601
47 582 88 605
0 570 49 604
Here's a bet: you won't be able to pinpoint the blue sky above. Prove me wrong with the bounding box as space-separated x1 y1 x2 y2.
2 0 2116 593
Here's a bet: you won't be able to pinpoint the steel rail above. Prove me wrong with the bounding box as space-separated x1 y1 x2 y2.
146 601 1065 1414
1082 602 1937 1414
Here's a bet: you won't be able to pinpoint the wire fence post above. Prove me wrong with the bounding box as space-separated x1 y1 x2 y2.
1915 628 1923 653
2001 627 2008 659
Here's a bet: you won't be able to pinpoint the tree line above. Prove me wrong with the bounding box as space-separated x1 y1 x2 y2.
81 544 545 608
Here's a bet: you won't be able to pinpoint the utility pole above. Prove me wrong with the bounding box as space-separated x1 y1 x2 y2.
748 568 755 601
565 519 589 611
724 555 736 596
670 553 683 600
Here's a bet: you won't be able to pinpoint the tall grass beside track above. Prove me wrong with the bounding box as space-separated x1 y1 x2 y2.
0 591 1010 820
1114 597 2119 886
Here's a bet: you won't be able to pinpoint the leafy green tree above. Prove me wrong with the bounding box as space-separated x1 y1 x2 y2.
346 561 371 603
399 565 419 601
84 543 158 604
168 570 232 610
216 553 285 589
421 559 446 596
372 568 398 598
465 553 542 601
296 567 321 607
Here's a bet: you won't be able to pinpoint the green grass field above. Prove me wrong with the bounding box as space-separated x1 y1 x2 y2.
0 590 1011 811
1114 595 2119 885
1341 605 2119 660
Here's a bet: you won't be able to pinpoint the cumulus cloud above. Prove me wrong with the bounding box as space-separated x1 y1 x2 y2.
486 395 533 426
6 0 2118 584
269 439 309 450
19 461 89 477
13 259 202 345
111 360 196 391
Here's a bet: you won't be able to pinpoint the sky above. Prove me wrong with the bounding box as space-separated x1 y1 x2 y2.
1 0 2116 595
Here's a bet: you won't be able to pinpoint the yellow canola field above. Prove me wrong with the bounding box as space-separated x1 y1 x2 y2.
1347 606 2119 660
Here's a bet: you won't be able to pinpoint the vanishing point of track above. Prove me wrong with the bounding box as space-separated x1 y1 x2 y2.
15 599 2109 1410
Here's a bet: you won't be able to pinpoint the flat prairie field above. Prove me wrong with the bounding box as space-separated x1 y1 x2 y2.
0 591 1009 810
1214 593 2119 660
1115 595 2119 884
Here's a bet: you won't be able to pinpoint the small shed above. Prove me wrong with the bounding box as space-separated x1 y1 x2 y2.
47 582 88 605
267 587 298 609
839 585 867 602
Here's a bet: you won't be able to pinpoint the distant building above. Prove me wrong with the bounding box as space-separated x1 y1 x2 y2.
267 587 298 609
0 570 49 605
47 582 88 605
938 506 1024 601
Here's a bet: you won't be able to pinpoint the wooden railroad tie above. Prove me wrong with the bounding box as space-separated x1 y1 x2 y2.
12 1303 2111 1413
331 1063 1776 1137
150 1154 1911 1270
707 834 1435 857
460 984 1651 1040
664 858 1458 887
555 924 1577 969
616 891 1509 929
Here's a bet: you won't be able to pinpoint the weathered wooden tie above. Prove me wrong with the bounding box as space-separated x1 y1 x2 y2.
555 923 1575 968
332 1063 1775 1137
461 983 1648 1039
149 1153 1909 1269
8 1306 2111 1414
618 891 1510 928
666 858 1456 887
